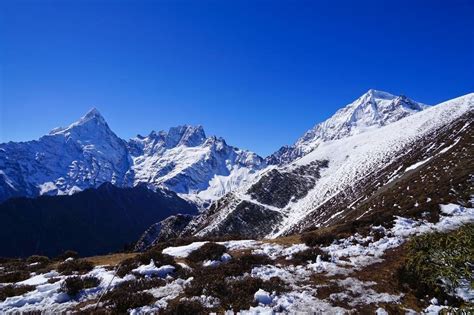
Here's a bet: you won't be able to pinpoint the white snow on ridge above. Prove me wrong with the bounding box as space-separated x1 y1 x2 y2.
404 156 433 172
132 259 175 277
264 93 474 237
161 239 306 259
295 89 430 155
162 241 208 258
267 89 430 165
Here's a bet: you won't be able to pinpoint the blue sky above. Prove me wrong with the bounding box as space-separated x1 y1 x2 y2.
1 0 473 156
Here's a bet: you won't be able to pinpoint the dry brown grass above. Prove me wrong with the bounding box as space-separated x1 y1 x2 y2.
85 253 138 267
334 245 424 312
262 234 302 245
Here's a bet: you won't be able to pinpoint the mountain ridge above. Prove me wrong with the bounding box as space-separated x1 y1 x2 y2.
0 109 265 203
0 90 436 205
266 89 429 165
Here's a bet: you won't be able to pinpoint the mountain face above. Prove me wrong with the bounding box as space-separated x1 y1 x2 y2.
134 214 194 251
0 183 197 257
161 93 472 241
0 109 133 202
266 89 429 165
128 125 265 203
0 112 264 204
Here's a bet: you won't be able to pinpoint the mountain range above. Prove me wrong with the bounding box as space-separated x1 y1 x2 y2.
0 90 427 204
0 109 265 205
0 89 472 256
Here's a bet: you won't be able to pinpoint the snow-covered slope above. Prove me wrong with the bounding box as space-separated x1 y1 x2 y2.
266 89 429 165
0 110 265 203
188 93 473 238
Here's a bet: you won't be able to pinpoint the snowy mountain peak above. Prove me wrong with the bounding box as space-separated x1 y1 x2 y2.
128 124 265 201
267 90 429 165
167 125 206 147
81 107 105 123
362 89 396 101
49 108 110 136
135 125 207 150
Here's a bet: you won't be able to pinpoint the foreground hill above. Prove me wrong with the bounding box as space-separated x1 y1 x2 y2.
0 201 472 313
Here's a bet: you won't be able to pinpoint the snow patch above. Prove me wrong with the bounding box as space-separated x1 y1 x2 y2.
132 260 175 277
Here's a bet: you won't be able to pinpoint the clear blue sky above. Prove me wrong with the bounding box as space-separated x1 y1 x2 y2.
1 0 473 156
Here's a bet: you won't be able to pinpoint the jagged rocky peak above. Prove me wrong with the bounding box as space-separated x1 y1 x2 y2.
81 107 105 122
49 108 109 135
168 125 206 147
0 107 133 202
131 124 207 153
129 122 266 199
50 108 125 149
266 89 429 165
306 89 429 140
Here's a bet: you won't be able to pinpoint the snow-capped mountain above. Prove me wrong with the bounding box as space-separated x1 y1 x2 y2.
177 93 473 239
0 110 264 203
128 125 265 203
266 89 429 165
0 109 133 201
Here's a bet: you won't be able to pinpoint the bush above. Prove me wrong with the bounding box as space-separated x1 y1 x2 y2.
302 231 340 247
162 299 208 315
0 270 31 283
82 276 101 289
291 247 330 264
136 249 175 266
0 257 18 264
115 258 137 278
25 255 51 273
398 224 474 303
184 274 287 312
60 276 100 297
48 277 61 284
185 253 270 282
0 284 35 301
227 276 287 310
226 277 263 310
187 243 227 263
115 249 178 278
56 250 79 261
60 277 83 297
115 278 166 292
103 289 154 313
233 253 272 272
261 276 288 294
57 259 94 275
183 252 284 311
26 255 50 265
0 259 27 273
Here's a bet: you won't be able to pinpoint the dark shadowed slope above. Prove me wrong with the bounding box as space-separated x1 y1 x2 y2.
0 183 197 257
